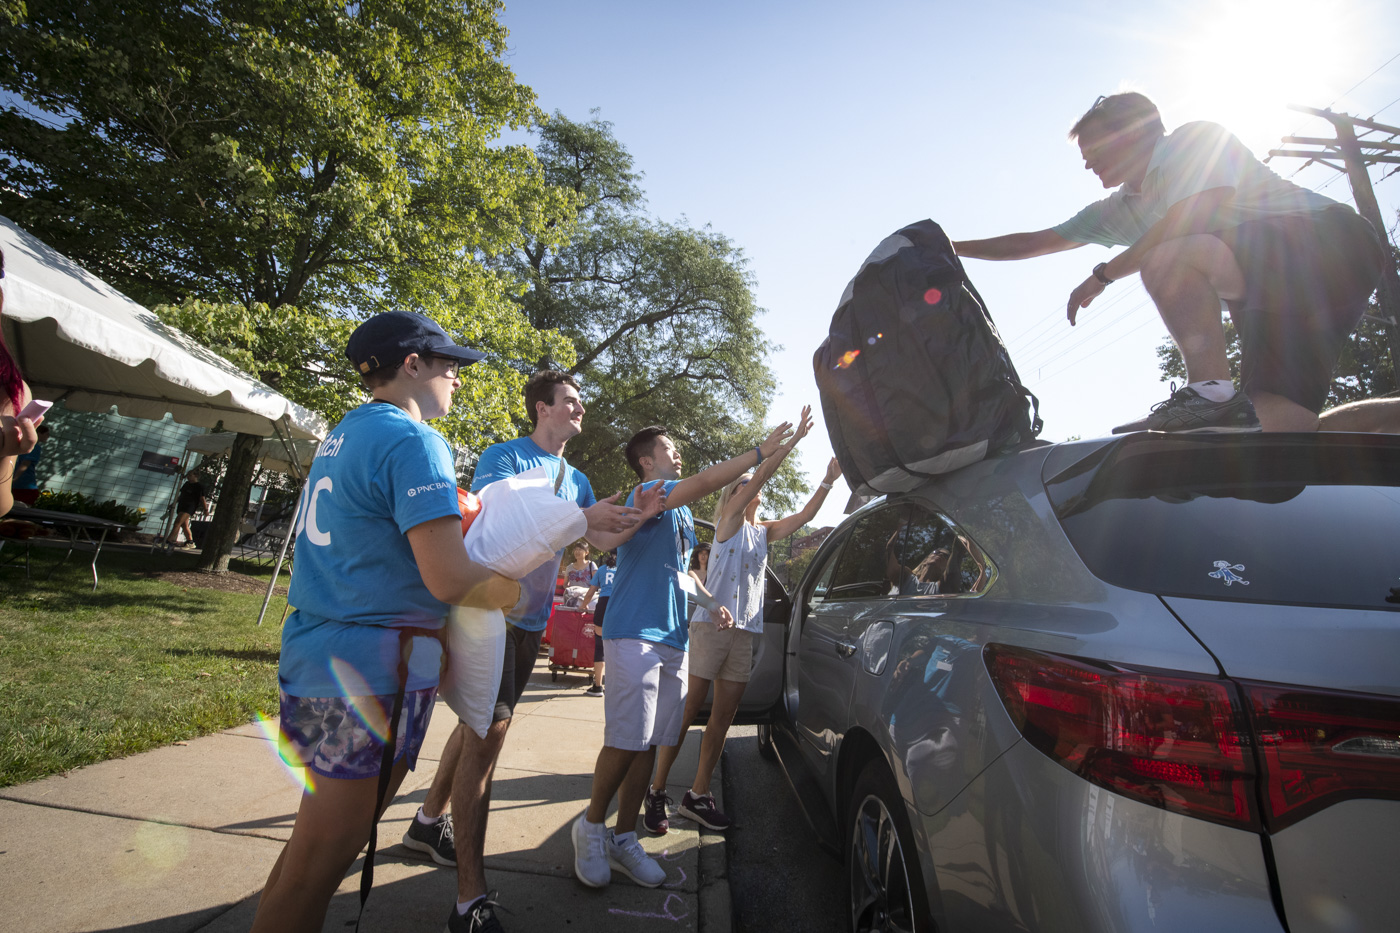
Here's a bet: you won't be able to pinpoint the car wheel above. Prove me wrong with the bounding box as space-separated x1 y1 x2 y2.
846 760 931 933
756 722 777 760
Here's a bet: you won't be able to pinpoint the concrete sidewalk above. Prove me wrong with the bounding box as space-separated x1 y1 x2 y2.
0 656 730 933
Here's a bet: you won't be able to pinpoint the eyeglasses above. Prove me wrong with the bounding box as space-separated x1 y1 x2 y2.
1090 94 1107 110
423 354 460 378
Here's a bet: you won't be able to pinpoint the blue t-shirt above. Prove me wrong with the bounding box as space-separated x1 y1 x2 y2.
603 480 697 649
13 443 42 489
470 435 597 632
590 564 616 598
281 403 460 697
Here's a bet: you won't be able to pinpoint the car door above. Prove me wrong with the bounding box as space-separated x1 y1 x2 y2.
791 502 909 774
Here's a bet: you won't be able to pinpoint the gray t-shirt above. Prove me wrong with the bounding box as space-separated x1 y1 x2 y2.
1053 121 1340 247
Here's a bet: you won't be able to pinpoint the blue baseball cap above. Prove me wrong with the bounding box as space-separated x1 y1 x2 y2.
346 311 487 376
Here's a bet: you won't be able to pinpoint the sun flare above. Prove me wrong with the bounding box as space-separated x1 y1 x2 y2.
1175 0 1367 149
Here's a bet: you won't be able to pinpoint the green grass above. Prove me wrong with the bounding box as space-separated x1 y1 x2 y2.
0 546 288 787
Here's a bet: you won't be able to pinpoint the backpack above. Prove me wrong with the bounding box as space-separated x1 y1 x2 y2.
814 219 1042 499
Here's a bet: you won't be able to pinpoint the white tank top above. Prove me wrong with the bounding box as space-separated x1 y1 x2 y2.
694 522 768 633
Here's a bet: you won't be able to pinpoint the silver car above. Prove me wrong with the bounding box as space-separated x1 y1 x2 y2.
733 431 1400 933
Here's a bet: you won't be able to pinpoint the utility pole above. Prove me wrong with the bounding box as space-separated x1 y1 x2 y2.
1268 105 1400 373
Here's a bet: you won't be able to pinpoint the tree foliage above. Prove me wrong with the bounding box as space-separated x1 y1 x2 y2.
501 112 805 512
0 1 576 567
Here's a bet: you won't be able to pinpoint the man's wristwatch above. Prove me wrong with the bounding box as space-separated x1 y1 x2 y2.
1092 262 1115 285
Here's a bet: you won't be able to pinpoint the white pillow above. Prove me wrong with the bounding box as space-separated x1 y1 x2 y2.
463 466 589 579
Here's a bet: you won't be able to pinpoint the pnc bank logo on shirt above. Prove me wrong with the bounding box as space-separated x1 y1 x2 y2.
406 481 452 498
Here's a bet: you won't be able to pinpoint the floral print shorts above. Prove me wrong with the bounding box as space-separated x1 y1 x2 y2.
278 687 437 779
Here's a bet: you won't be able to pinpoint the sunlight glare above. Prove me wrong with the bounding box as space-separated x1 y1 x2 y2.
1176 0 1359 148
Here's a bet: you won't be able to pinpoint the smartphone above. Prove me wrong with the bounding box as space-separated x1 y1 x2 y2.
18 399 52 421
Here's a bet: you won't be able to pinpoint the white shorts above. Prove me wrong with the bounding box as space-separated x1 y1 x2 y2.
602 638 688 751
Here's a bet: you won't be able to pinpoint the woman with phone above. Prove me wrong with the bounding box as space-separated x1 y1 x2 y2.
0 247 43 518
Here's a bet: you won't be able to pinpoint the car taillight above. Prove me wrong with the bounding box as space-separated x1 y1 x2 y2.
985 645 1258 831
1243 682 1400 833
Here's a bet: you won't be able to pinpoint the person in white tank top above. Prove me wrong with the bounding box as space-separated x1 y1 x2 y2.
647 405 843 831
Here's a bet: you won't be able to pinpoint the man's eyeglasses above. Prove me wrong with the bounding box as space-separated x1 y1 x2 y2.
423 354 461 378
1090 94 1107 111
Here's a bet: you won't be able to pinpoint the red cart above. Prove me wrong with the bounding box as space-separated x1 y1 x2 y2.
547 605 595 681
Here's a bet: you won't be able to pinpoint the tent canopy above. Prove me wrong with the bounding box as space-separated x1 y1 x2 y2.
185 432 319 477
0 216 326 441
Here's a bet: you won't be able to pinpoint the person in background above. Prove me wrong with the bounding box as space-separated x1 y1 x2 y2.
166 469 210 549
648 408 840 833
684 542 711 623
249 310 520 933
581 551 617 697
10 423 48 506
0 246 41 519
562 540 598 594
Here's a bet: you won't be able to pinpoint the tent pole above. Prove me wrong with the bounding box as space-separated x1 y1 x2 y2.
256 480 303 627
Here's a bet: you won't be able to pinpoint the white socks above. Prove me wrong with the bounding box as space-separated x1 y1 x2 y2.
456 894 485 916
1188 380 1236 402
416 807 439 825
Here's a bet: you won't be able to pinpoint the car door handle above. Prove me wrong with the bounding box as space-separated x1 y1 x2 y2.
835 639 857 658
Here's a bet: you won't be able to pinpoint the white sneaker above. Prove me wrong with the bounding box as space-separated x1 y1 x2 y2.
572 813 611 888
606 830 666 888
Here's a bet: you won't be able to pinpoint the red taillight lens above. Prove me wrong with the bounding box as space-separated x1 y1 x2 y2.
985 645 1258 831
1243 682 1400 832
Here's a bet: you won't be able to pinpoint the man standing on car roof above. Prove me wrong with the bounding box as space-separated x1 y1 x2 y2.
954 91 1397 436
403 370 664 933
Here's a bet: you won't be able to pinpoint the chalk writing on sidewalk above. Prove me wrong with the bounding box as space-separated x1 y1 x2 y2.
608 892 691 923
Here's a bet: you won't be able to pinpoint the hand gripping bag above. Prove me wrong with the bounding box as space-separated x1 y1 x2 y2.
440 466 588 737
814 219 1041 501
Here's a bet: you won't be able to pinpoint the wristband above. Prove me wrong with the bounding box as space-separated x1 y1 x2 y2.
1092 262 1115 285
754 446 764 466
819 482 833 490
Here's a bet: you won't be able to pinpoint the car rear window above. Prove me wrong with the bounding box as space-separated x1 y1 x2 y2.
1045 433 1400 611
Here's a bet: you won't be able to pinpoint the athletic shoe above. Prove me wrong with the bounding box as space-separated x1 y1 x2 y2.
584 683 604 697
606 831 667 887
1112 384 1261 434
572 813 611 888
445 892 505 933
402 812 456 867
678 790 732 831
642 787 671 835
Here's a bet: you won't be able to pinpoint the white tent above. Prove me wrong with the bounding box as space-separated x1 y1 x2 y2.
184 432 319 477
0 216 326 441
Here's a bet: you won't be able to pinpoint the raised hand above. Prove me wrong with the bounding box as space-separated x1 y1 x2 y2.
823 457 842 485
782 405 814 451
758 420 795 459
583 493 643 535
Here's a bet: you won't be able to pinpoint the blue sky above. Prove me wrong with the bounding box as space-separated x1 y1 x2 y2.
497 0 1400 526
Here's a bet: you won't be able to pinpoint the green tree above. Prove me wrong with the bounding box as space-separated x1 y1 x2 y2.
0 1 574 569
501 112 806 511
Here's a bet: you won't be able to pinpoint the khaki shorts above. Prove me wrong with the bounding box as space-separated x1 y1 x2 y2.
687 620 755 683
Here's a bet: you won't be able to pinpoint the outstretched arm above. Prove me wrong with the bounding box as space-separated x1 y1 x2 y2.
664 419 796 512
762 457 842 543
1065 186 1236 324
954 229 1083 261
715 406 814 541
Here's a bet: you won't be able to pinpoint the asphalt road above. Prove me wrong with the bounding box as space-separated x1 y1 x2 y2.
721 725 846 932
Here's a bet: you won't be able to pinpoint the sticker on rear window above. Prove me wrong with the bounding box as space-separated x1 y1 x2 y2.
1208 561 1249 586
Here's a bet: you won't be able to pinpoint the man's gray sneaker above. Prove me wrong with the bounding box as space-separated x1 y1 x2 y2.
445 892 506 933
403 812 456 866
606 831 667 887
572 813 611 888
1112 384 1261 434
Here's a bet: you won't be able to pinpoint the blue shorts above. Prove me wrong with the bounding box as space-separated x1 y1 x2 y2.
278 687 437 779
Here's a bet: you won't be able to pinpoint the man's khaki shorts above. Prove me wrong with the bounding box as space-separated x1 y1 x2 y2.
687 619 755 683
